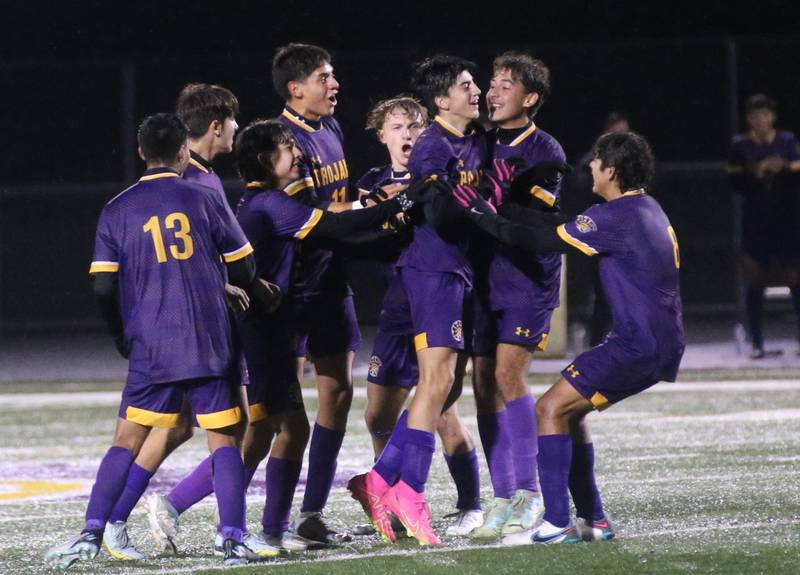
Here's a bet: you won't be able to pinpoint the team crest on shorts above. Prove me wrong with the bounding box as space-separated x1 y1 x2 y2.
576 215 597 233
451 320 463 343
369 355 382 378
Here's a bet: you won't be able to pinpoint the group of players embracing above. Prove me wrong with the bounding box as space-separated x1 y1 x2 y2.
44 42 685 569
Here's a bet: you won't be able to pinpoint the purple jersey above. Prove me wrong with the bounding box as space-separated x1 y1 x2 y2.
729 131 800 213
356 164 410 194
557 192 684 380
489 123 566 310
183 151 226 199
278 108 351 299
89 169 253 385
397 116 487 282
235 183 323 294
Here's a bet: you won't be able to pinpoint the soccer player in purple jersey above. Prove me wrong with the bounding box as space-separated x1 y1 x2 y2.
230 119 406 552
349 56 487 546
470 53 565 539
44 114 266 568
728 94 800 358
450 131 685 545
271 43 380 544
100 84 252 561
349 97 483 538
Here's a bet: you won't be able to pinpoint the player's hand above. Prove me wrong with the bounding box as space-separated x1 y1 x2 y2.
452 184 497 217
252 278 283 313
225 283 250 313
403 177 450 204
113 334 130 359
360 183 406 206
509 162 571 206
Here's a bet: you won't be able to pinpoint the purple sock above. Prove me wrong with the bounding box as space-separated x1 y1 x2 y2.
300 424 345 513
167 455 213 514
538 434 573 528
506 394 539 492
241 464 259 532
262 457 303 536
569 442 605 521
477 411 515 498
444 449 481 510
108 463 153 523
212 447 245 544
372 410 408 485
399 428 436 493
84 446 134 531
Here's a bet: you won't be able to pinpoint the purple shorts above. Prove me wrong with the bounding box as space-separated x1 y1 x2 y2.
562 339 660 410
237 310 305 421
119 377 241 430
400 267 471 352
472 298 553 357
294 294 362 358
367 330 419 388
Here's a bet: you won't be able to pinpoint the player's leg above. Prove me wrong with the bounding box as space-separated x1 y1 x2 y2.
568 417 613 541
742 253 769 357
781 265 800 354
366 382 409 456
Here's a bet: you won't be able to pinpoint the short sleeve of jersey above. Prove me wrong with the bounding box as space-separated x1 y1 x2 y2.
408 136 451 181
262 193 324 240
206 191 254 263
357 167 387 193
556 203 624 256
89 207 120 274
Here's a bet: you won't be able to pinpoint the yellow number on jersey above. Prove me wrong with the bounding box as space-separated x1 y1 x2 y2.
143 212 194 263
667 225 680 269
331 186 347 203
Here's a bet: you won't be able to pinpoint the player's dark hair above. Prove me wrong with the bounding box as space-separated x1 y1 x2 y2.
272 43 332 101
492 52 551 117
592 131 655 192
235 119 295 186
137 113 188 164
365 96 428 132
410 54 477 114
745 93 777 114
176 83 239 139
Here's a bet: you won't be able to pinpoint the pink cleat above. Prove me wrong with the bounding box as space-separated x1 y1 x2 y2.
380 480 441 546
347 471 396 543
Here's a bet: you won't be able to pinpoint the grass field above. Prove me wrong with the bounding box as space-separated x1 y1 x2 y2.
1 374 799 574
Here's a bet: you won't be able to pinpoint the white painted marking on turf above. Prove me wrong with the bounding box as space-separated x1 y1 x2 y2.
3 380 800 410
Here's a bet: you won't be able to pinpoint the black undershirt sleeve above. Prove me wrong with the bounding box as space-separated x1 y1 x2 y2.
306 200 401 239
93 272 128 357
470 211 577 254
225 253 257 289
498 203 573 227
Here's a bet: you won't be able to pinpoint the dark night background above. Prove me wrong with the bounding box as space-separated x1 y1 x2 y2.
1 1 798 332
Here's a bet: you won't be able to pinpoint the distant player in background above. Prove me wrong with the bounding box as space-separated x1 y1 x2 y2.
349 55 486 546
470 52 565 540
44 113 265 568
728 94 800 358
451 131 685 545
350 96 483 538
272 44 369 544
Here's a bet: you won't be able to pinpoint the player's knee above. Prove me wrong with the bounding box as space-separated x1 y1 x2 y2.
167 421 194 448
536 395 567 423
495 363 524 395
287 411 311 447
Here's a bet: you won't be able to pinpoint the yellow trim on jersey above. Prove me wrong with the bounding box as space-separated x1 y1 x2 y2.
509 122 537 147
139 172 181 182
125 406 181 428
622 189 646 197
790 160 800 173
556 225 598 256
414 332 429 351
188 157 210 174
196 406 242 429
590 391 611 411
249 403 267 423
434 115 465 138
536 332 549 352
284 177 315 196
222 243 254 263
294 208 324 239
281 109 317 133
89 261 119 274
530 185 556 207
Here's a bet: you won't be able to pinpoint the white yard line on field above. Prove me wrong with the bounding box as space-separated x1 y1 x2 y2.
2 380 800 410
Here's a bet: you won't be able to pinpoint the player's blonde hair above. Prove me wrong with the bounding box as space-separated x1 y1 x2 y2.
365 96 428 133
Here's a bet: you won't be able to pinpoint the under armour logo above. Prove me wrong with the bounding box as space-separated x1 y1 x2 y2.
515 327 531 337
566 364 580 378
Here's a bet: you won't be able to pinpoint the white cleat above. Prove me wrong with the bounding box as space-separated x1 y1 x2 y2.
502 489 544 535
444 509 485 536
103 522 144 560
502 519 581 546
262 531 325 552
44 531 100 570
145 494 179 554
470 497 512 539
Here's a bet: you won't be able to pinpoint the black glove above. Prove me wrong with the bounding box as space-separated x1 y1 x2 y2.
509 162 572 207
403 176 451 204
452 184 497 220
359 181 391 207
